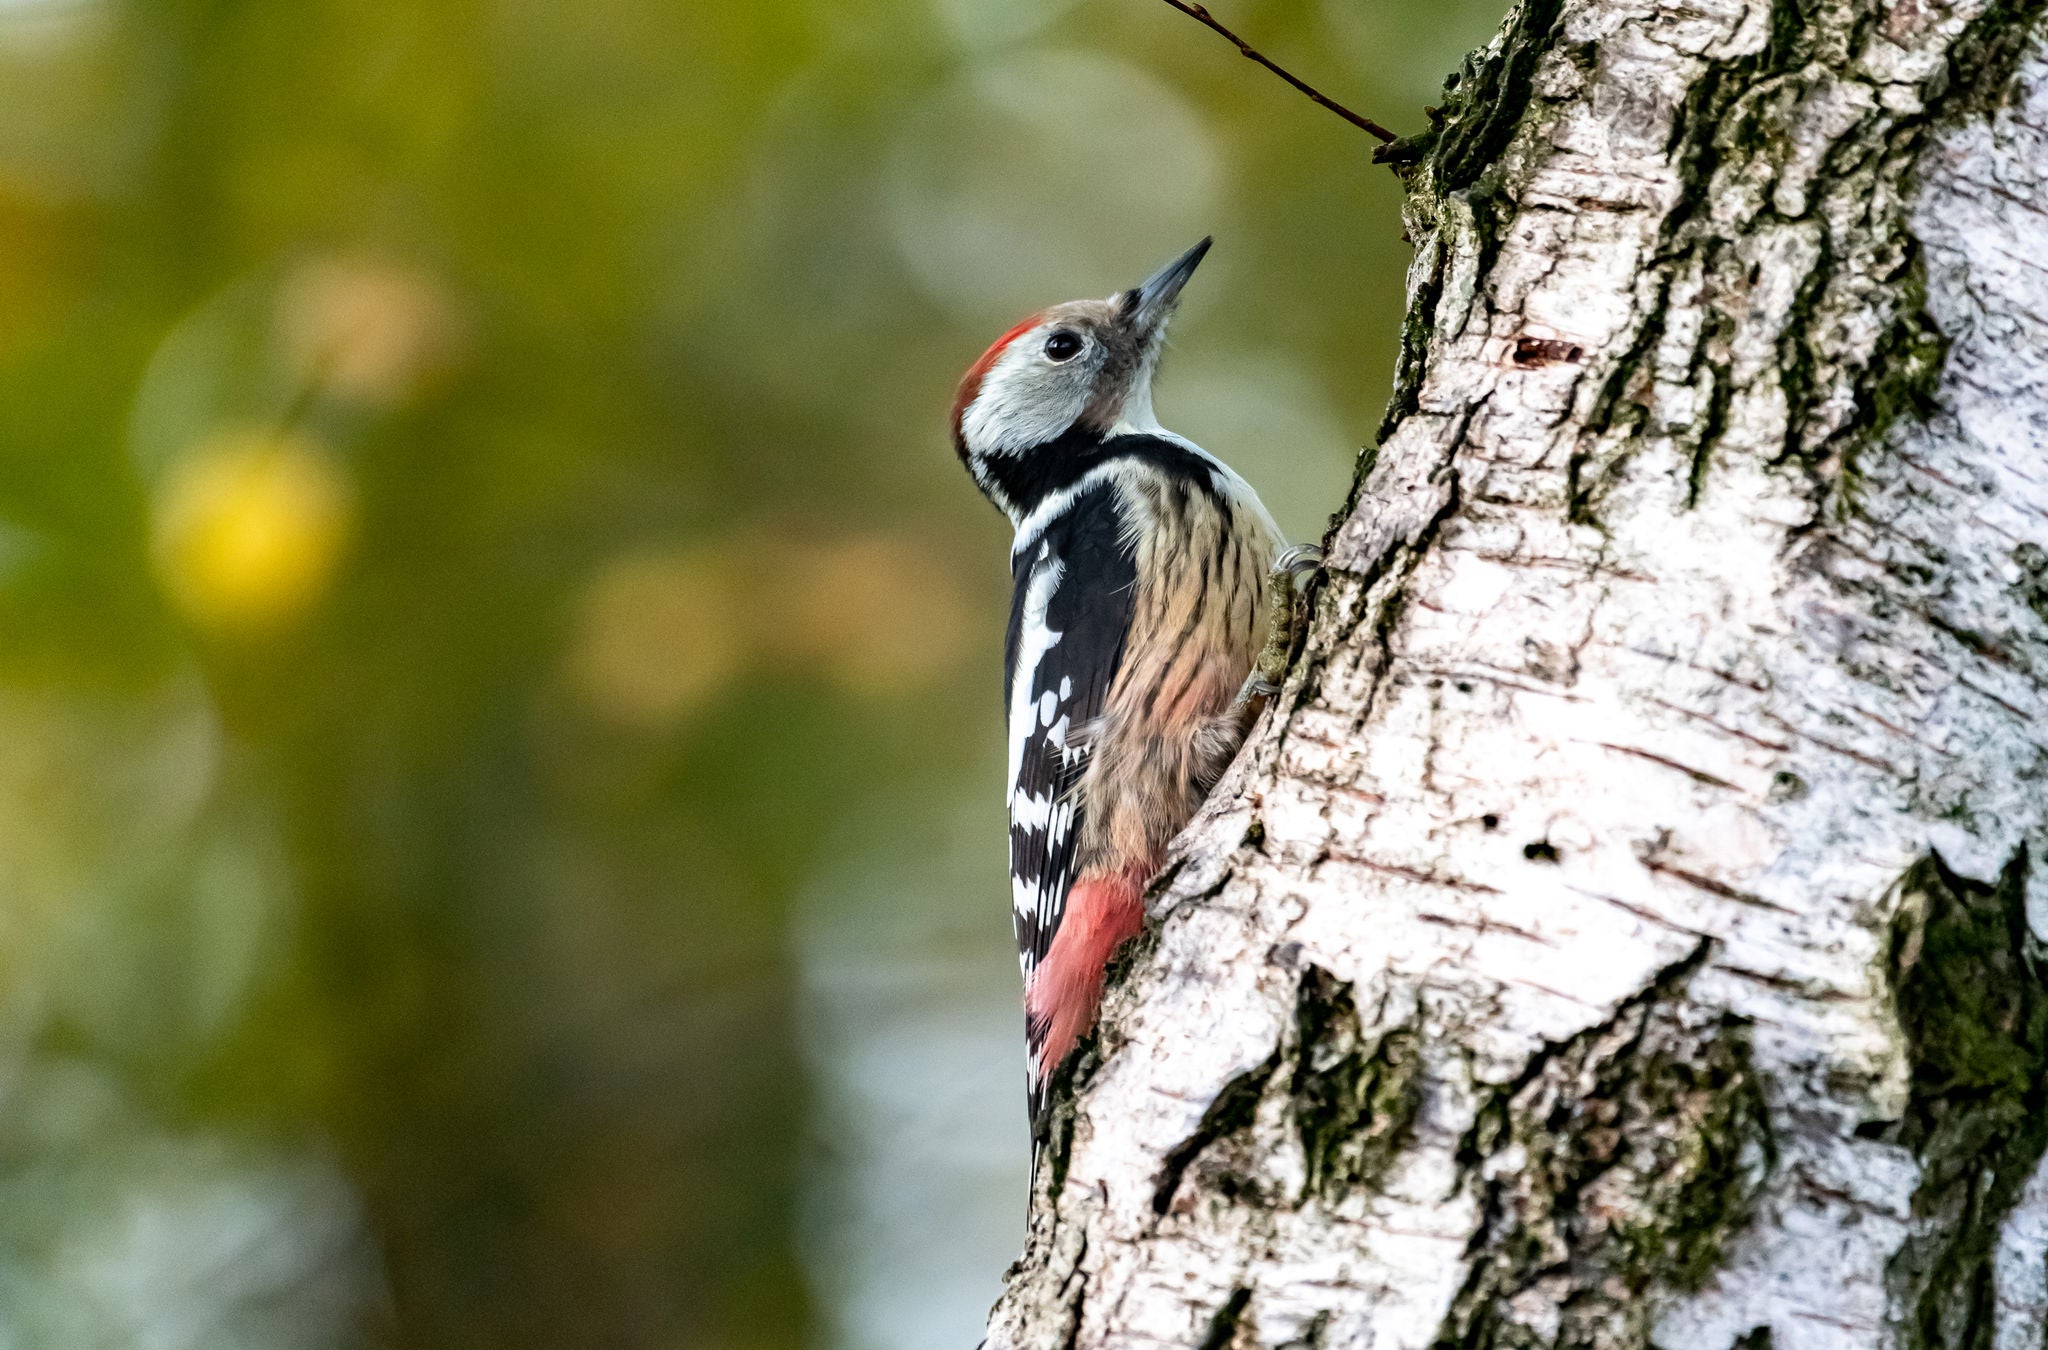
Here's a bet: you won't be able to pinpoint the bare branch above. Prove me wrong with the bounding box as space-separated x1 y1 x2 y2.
1153 0 1398 144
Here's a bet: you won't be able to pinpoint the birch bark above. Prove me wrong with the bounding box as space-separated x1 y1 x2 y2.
984 0 2048 1346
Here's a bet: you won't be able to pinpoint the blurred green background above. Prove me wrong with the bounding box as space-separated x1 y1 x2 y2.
0 0 1504 1345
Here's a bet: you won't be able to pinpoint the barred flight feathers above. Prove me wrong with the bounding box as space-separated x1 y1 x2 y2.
1004 483 1137 985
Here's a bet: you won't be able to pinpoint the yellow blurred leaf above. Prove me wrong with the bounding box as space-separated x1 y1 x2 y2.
151 430 354 633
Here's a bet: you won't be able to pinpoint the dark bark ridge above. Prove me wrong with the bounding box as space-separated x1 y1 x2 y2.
1879 849 2048 1350
1380 0 2044 527
1435 941 1776 1350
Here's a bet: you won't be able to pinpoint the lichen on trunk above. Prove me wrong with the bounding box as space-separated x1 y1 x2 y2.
1437 943 1774 1350
1880 850 2048 1350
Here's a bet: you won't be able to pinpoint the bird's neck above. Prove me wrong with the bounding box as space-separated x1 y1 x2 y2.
968 424 1118 525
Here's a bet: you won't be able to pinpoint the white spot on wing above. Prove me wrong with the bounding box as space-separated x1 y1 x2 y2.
1012 789 1053 832
1006 556 1065 806
1012 871 1040 924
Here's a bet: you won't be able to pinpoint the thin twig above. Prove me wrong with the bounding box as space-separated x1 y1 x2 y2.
1154 0 1397 144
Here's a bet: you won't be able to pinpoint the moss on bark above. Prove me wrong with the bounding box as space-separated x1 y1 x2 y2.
1290 967 1423 1202
1374 0 1570 440
1196 1289 1253 1350
1433 944 1775 1350
1152 966 1425 1217
1879 848 2048 1350
1152 1047 1282 1216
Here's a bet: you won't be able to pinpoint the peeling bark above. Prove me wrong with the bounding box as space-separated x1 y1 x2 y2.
983 0 2048 1345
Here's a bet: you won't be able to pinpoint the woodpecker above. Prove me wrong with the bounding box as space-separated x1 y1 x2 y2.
952 238 1315 1136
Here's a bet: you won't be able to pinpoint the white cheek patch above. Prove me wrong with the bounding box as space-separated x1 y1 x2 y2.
961 339 1098 458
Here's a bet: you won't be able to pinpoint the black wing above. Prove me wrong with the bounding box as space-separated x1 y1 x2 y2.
1004 482 1139 984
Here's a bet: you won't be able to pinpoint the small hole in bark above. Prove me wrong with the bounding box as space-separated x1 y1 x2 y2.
1523 840 1559 863
1455 681 1474 693
1769 770 1809 802
1481 814 1500 830
1512 335 1584 367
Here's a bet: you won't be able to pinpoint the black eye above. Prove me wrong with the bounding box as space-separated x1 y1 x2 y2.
1043 330 1083 362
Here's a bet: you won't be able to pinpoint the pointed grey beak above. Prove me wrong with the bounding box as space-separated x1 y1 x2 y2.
1122 236 1212 336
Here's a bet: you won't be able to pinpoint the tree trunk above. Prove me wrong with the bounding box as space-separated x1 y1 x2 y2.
983 0 2048 1345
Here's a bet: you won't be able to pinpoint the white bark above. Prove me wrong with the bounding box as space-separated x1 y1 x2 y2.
984 0 2048 1346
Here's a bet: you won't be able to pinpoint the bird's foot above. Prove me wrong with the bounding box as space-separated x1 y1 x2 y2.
1273 542 1323 580
1235 544 1324 705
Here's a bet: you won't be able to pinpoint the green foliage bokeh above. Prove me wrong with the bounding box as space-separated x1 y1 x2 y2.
0 0 1503 1345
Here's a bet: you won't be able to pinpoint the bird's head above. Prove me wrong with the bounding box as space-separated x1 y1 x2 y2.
952 237 1211 517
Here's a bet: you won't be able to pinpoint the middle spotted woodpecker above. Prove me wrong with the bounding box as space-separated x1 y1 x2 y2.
952 237 1317 1136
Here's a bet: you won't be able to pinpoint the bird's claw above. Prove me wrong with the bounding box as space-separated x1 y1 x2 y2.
1239 673 1284 699
1272 543 1323 581
1233 542 1324 711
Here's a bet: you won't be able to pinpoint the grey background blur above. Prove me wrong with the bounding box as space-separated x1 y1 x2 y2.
0 0 1504 1345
